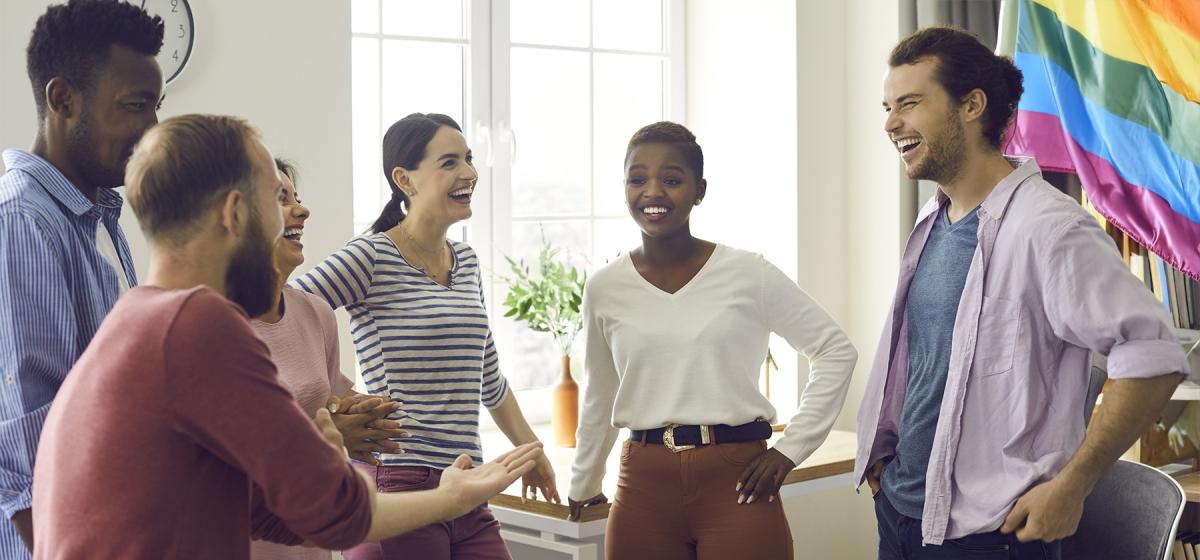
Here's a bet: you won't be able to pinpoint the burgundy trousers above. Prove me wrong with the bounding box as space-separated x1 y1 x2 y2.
342 465 511 560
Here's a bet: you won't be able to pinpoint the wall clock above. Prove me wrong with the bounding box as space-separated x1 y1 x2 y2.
128 0 195 85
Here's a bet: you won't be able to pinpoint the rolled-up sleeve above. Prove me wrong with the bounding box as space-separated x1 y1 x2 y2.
1042 217 1189 379
0 214 76 518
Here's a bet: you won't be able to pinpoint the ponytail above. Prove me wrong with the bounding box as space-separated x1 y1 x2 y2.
369 189 407 234
369 112 462 234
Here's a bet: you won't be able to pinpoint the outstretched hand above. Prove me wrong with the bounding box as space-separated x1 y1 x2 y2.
439 442 544 517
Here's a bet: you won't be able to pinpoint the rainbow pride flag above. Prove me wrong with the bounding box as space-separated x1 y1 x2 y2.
1001 0 1200 279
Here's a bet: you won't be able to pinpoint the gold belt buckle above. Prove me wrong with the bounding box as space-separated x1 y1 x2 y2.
663 424 711 453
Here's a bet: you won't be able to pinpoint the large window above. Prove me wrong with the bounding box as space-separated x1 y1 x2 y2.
351 0 685 391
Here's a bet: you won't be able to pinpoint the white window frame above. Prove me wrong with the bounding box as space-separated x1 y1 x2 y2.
352 0 686 399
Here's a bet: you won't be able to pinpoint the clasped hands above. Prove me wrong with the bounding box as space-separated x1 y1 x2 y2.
321 393 410 465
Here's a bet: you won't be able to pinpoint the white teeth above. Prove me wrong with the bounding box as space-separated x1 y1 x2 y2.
283 227 303 239
642 206 668 215
449 187 474 197
894 137 921 150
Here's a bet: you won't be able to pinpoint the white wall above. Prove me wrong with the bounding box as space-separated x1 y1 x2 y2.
0 0 358 379
685 0 798 281
685 0 803 414
839 0 905 436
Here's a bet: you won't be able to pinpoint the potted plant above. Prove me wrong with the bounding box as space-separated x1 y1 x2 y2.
500 242 587 447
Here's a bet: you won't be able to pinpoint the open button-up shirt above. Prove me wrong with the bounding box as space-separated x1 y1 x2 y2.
854 157 1188 545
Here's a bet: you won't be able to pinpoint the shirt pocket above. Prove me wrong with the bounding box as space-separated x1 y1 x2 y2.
973 295 1021 377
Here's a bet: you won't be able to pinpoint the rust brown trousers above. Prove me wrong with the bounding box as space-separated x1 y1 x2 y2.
605 438 794 559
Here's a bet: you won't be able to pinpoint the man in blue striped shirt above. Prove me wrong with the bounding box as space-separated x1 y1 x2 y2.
0 1 164 556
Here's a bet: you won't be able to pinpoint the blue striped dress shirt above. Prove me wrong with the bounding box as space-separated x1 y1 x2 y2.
0 149 137 558
293 234 509 470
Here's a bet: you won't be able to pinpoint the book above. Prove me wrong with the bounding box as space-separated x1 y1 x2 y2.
1186 271 1195 329
1153 254 1170 311
1131 253 1146 283
1168 264 1182 327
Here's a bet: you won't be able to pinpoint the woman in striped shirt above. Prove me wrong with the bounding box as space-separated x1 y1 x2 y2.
295 113 558 560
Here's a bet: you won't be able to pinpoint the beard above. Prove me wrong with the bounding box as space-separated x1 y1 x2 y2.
225 206 280 317
906 109 968 185
66 109 129 190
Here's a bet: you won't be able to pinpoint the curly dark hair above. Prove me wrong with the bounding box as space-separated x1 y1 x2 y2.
26 0 164 117
889 26 1024 149
625 121 704 179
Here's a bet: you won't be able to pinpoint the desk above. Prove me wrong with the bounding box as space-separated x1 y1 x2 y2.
1174 470 1200 503
482 429 858 560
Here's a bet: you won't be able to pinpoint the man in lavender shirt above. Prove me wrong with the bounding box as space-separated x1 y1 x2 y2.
31 114 543 559
858 27 1187 559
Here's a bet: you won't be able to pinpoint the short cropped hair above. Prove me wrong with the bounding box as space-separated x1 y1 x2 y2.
126 114 261 242
26 0 163 117
625 121 704 179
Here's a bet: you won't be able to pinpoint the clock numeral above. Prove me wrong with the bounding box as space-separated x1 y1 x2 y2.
170 0 178 12
172 49 179 62
178 24 185 39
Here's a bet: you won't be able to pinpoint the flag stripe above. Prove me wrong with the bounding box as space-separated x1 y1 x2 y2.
1006 110 1200 279
1018 0 1200 166
1015 50 1200 223
1030 0 1200 103
1138 0 1200 42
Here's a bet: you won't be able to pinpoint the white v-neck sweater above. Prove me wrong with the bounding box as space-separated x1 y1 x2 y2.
568 244 858 501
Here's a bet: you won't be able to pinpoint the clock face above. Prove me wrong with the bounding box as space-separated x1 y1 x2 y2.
129 0 195 84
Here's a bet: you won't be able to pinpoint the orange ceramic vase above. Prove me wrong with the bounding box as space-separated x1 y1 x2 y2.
552 355 579 447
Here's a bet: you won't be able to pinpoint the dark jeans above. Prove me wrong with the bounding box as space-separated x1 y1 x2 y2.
874 488 1061 560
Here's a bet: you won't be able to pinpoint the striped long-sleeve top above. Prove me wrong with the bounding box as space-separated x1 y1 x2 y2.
293 233 508 469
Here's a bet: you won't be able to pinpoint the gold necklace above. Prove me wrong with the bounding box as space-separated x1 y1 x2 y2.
399 225 448 278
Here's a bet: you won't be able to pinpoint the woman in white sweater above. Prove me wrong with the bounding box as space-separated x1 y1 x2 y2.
566 122 858 559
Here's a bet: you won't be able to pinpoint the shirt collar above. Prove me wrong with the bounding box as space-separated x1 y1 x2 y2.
2 149 124 218
931 156 1042 223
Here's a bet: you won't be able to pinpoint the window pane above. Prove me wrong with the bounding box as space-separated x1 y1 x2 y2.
381 0 464 39
510 0 588 47
510 48 590 217
593 0 663 52
351 0 379 34
592 218 641 270
381 40 464 128
510 220 590 268
499 220 590 389
588 218 643 268
593 53 665 217
352 37 384 228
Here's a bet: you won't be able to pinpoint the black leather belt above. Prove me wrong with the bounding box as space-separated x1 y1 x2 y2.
630 420 773 453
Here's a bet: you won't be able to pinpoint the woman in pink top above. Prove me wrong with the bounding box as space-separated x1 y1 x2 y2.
250 160 410 560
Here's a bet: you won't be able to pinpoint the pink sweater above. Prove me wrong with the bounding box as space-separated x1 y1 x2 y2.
250 287 355 560
33 287 372 559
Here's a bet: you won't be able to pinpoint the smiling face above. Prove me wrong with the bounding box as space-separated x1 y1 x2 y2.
273 171 310 278
65 43 163 190
397 125 478 226
624 142 707 239
883 57 967 185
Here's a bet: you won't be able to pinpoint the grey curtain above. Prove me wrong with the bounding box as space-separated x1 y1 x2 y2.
897 0 1003 232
